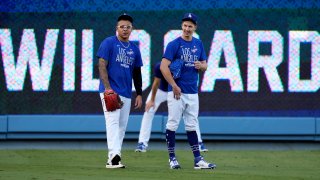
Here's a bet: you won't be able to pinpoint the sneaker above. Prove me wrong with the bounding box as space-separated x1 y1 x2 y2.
106 154 125 169
169 157 181 169
199 142 208 152
194 156 216 170
135 142 147 152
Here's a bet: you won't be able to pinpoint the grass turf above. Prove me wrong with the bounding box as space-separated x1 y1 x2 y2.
0 149 319 180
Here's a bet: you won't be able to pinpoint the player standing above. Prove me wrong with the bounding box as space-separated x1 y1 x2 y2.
135 63 208 152
97 13 143 169
160 13 216 169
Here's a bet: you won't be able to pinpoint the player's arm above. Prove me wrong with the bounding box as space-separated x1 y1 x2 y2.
145 77 161 112
160 58 181 99
150 77 161 102
194 60 208 72
160 58 176 87
98 58 111 90
133 67 143 109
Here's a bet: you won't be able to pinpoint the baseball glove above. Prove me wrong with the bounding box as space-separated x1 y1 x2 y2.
103 89 124 112
169 59 184 79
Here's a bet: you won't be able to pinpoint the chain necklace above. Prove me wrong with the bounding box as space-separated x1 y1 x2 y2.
117 37 130 48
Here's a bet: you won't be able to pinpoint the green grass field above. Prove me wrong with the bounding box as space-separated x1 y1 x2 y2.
0 149 319 180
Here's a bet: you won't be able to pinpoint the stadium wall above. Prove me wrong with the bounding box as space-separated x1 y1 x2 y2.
1 1 319 142
0 115 319 141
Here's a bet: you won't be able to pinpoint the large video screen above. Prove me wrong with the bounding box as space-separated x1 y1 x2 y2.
0 3 320 116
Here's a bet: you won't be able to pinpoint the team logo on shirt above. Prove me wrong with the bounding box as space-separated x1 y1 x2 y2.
181 47 199 67
116 47 134 68
191 46 198 53
126 49 134 55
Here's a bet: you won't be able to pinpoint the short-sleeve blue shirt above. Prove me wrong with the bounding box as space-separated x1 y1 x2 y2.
163 37 207 94
97 36 143 98
154 63 168 92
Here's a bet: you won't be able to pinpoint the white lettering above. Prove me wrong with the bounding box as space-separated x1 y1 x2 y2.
81 29 99 91
63 29 76 91
130 30 151 91
1 29 319 93
247 31 284 92
0 29 58 91
289 31 320 92
201 30 243 92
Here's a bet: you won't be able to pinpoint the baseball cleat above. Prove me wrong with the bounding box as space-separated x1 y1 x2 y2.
106 154 125 169
199 142 208 152
135 142 147 152
105 163 125 169
169 157 181 169
194 156 216 170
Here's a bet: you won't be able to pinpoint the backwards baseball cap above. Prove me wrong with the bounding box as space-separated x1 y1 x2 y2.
182 13 197 25
117 13 133 23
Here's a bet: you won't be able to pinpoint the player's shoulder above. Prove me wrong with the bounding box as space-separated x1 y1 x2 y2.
192 37 202 43
154 62 161 71
192 37 205 48
129 40 139 48
167 37 181 47
104 35 116 41
153 63 163 78
101 36 116 44
173 37 182 43
129 40 141 52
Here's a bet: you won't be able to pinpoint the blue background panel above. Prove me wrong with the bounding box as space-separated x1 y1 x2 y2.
7 115 105 132
0 115 319 140
0 116 7 139
0 116 7 132
316 117 320 135
198 117 315 135
169 117 315 135
316 118 320 141
126 115 163 133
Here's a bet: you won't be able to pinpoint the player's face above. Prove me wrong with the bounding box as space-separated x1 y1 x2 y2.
116 20 133 41
181 21 197 39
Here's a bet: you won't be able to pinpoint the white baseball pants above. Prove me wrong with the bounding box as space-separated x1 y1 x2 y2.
100 93 131 159
138 89 167 147
166 92 199 132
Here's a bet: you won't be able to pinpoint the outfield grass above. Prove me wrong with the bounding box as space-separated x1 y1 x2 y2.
0 149 319 180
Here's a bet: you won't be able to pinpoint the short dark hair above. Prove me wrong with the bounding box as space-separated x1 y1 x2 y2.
117 13 133 23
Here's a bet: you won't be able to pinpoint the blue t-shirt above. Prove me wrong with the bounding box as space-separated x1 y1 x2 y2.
163 37 207 94
96 36 143 98
154 63 168 92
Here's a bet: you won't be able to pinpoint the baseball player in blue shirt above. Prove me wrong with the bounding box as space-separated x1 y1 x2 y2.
97 13 143 169
135 62 209 153
160 13 216 169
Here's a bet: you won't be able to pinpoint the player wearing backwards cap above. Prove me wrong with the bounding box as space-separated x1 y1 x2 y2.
160 13 216 169
97 13 143 169
135 63 209 153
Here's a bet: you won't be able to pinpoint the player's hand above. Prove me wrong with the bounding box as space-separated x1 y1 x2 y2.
134 95 142 109
194 61 202 70
145 100 155 112
172 84 181 100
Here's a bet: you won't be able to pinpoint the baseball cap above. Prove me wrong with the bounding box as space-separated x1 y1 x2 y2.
117 13 133 23
182 13 197 25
